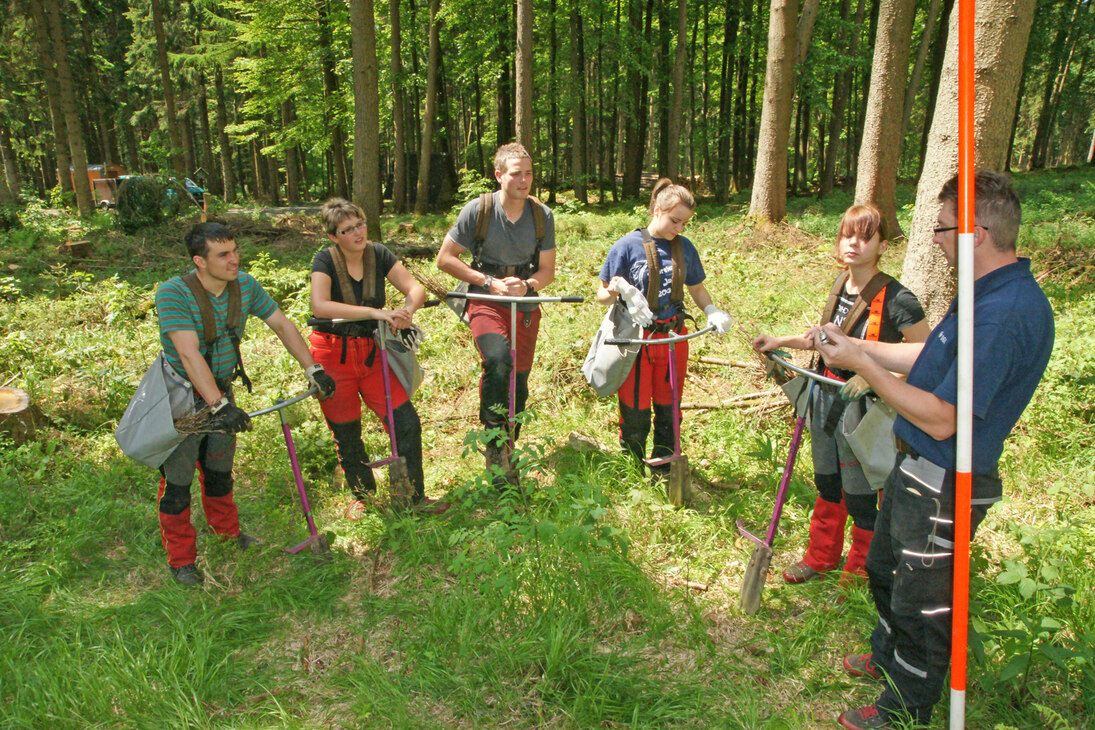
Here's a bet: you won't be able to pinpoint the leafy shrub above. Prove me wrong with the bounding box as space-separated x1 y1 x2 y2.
115 176 191 232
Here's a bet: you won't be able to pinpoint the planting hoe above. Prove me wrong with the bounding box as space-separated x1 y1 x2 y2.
248 388 329 555
605 324 717 507
444 291 585 479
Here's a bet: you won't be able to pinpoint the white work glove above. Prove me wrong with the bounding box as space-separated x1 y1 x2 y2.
608 278 654 328
703 304 733 335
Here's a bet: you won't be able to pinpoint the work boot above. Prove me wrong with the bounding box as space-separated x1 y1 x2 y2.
843 652 883 681
837 704 895 730
782 559 823 583
784 495 848 583
414 496 451 515
235 533 260 550
346 492 378 521
169 563 204 587
484 441 518 489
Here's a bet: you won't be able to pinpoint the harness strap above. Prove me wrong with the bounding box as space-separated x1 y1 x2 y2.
328 244 376 304
180 271 251 393
640 228 685 314
471 192 546 278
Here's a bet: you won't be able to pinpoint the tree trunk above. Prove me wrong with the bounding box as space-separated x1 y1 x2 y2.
664 0 688 180
621 0 647 200
900 0 942 139
917 0 954 175
197 77 219 196
715 0 739 203
548 0 558 203
28 0 73 201
855 0 917 237
1029 0 1082 170
570 10 589 202
414 0 441 214
42 0 95 215
901 0 1036 322
821 0 857 196
350 0 382 236
282 101 301 204
149 0 184 175
496 8 514 148
748 0 799 221
390 0 408 211
317 0 349 198
0 124 20 203
516 0 534 157
213 66 237 203
732 0 755 191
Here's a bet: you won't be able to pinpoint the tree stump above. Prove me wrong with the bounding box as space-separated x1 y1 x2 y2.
0 388 44 445
59 240 92 258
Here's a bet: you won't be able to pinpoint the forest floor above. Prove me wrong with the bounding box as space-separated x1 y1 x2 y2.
1 169 1093 729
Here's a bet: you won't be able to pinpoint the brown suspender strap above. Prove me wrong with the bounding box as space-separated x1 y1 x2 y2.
328 244 376 304
669 236 685 306
472 192 546 277
819 270 850 330
526 195 547 241
179 270 250 392
836 271 893 335
640 228 684 313
474 192 492 244
819 270 893 335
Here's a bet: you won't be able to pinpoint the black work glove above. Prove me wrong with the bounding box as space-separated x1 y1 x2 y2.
305 363 337 400
209 397 252 433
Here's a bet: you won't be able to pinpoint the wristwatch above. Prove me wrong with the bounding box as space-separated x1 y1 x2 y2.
483 274 494 290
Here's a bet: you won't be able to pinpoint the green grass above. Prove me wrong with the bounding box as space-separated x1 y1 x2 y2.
1 167 1093 728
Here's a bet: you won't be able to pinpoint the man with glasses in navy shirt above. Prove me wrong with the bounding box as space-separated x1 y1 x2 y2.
814 171 1054 729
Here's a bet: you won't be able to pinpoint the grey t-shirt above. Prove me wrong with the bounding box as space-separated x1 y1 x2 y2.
446 191 556 267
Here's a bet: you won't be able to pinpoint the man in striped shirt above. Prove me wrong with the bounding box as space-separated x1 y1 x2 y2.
155 222 335 587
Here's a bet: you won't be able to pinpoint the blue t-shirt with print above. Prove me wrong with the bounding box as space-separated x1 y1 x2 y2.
598 229 705 320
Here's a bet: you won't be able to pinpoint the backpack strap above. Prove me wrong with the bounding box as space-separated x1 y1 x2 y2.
471 192 546 277
639 228 685 314
837 271 893 336
180 270 251 392
864 285 888 341
819 270 850 329
328 244 376 304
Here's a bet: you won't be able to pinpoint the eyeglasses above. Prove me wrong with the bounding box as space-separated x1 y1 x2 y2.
336 221 366 236
933 224 990 234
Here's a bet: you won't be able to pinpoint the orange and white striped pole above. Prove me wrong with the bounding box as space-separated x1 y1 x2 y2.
951 0 976 726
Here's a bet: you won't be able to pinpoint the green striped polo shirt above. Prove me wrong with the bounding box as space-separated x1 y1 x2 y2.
155 271 278 381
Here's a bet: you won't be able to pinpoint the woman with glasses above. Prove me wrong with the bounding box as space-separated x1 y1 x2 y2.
752 204 928 587
309 198 447 518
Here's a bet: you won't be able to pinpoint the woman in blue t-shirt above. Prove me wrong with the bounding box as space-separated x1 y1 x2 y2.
753 204 929 586
595 178 732 474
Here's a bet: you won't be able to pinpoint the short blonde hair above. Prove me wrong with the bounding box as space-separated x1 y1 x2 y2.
494 143 532 172
320 198 365 235
649 178 696 215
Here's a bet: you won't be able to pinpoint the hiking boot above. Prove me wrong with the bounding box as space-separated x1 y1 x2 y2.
346 493 377 521
843 652 883 681
414 496 451 515
169 563 204 587
235 533 260 550
484 442 517 489
782 559 827 584
838 704 894 730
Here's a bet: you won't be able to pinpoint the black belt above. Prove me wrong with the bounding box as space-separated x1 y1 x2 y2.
896 437 919 458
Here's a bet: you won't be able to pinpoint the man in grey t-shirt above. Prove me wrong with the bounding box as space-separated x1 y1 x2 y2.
435 143 556 486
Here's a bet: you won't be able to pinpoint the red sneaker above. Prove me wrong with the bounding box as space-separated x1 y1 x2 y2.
838 704 893 730
843 652 883 680
414 496 451 515
346 498 373 521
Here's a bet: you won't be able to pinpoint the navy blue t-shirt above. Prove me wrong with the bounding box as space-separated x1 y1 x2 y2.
894 259 1054 474
598 229 705 320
